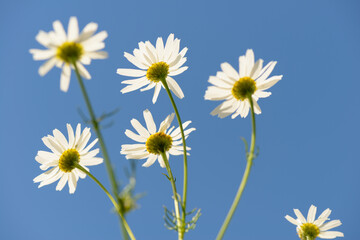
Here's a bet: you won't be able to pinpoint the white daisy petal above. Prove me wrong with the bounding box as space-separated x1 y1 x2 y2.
53 129 69 148
33 167 59 183
255 90 271 98
294 209 307 224
256 61 277 83
124 52 147 69
67 17 79 42
125 130 147 143
56 174 68 191
156 37 165 61
35 30 51 47
250 59 263 79
60 64 71 92
78 22 98 42
76 62 91 80
320 220 342 232
256 75 282 90
168 66 188 76
117 68 147 77
121 79 149 94
285 215 300 226
38 57 57 76
142 154 157 167
143 109 157 134
81 31 108 47
38 170 63 188
68 172 77 194
121 144 146 151
140 81 156 92
81 157 103 166
53 20 67 42
152 84 162 104
66 124 75 148
166 77 184 99
318 231 344 239
157 154 166 168
29 49 56 60
131 119 150 137
252 98 261 114
221 62 239 80
208 76 233 89
85 51 108 59
126 152 150 160
37 151 58 162
245 49 255 76
307 205 317 223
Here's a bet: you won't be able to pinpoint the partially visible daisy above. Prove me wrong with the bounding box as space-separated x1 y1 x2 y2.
121 109 195 167
204 49 282 118
117 34 188 104
34 124 103 194
30 16 108 92
285 205 344 240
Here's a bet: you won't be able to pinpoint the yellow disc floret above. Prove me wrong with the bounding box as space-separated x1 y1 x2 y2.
298 223 320 240
231 76 257 101
59 149 80 172
146 132 173 154
146 62 169 82
56 42 84 63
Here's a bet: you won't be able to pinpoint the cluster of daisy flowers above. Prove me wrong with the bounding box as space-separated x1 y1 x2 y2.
30 16 345 240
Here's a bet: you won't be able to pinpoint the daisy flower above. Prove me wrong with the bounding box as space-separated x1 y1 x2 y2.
204 49 282 118
121 109 195 168
30 16 108 92
285 205 344 239
117 34 188 104
34 124 103 194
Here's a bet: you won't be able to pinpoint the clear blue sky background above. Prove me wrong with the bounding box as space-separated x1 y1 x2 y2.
0 0 359 239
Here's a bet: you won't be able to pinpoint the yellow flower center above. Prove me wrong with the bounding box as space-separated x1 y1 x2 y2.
298 223 320 240
145 132 173 154
56 41 84 63
146 62 169 82
59 149 80 172
231 77 257 101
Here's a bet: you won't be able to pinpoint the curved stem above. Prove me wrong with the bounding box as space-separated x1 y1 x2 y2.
160 152 183 240
75 164 136 240
72 61 128 239
216 97 257 240
160 79 188 231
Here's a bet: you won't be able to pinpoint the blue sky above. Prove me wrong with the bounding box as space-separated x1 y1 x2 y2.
0 0 359 239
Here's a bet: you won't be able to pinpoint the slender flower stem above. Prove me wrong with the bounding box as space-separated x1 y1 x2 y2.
216 97 257 240
160 79 188 233
72 61 129 239
75 164 136 240
160 152 183 240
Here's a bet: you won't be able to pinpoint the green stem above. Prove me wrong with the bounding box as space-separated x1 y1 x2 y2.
72 61 128 239
75 164 136 240
160 79 188 233
215 97 257 240
160 152 183 240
